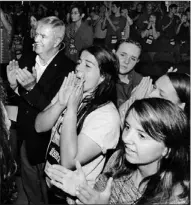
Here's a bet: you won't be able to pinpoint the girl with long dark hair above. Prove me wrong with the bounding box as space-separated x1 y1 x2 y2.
35 45 121 201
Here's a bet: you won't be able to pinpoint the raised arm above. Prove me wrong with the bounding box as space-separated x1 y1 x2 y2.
60 85 120 169
60 108 103 169
60 82 102 169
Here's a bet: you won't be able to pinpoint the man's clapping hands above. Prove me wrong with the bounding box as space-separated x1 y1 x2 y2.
7 60 37 91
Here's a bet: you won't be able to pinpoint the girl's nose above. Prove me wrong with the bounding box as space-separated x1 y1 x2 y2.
122 128 136 144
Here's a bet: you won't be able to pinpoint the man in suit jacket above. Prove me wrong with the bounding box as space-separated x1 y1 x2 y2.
6 16 75 204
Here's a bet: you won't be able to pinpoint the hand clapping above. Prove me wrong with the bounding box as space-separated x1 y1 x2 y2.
67 78 84 112
131 76 153 100
7 60 37 91
58 71 84 110
58 71 77 106
16 66 37 91
76 177 113 204
45 160 87 197
6 60 19 90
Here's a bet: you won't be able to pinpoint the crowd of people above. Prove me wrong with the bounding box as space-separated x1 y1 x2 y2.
0 1 190 205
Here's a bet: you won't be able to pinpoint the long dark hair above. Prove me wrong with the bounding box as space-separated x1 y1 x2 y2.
167 72 190 119
106 98 189 204
0 78 17 203
77 45 119 133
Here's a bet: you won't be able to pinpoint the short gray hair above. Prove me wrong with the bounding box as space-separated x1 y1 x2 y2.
38 16 65 41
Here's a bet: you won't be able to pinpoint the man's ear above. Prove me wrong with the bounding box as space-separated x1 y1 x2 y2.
54 37 62 48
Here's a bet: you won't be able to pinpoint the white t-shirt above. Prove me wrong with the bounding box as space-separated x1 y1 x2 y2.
45 101 120 190
78 102 120 186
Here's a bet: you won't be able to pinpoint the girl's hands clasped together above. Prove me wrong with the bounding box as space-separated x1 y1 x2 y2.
58 71 77 106
58 71 84 111
67 78 84 113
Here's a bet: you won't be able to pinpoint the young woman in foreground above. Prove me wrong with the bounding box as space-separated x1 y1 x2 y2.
46 98 189 204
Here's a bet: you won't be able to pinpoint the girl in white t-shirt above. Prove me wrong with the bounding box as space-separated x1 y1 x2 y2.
35 45 121 202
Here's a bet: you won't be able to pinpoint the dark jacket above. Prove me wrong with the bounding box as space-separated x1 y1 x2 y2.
11 49 75 165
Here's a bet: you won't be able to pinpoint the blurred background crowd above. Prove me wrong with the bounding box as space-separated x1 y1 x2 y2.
0 1 190 80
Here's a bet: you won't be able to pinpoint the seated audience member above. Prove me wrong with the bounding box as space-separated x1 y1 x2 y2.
35 46 121 202
64 4 93 63
120 72 190 125
102 1 126 50
45 98 190 204
0 78 17 204
114 39 143 107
